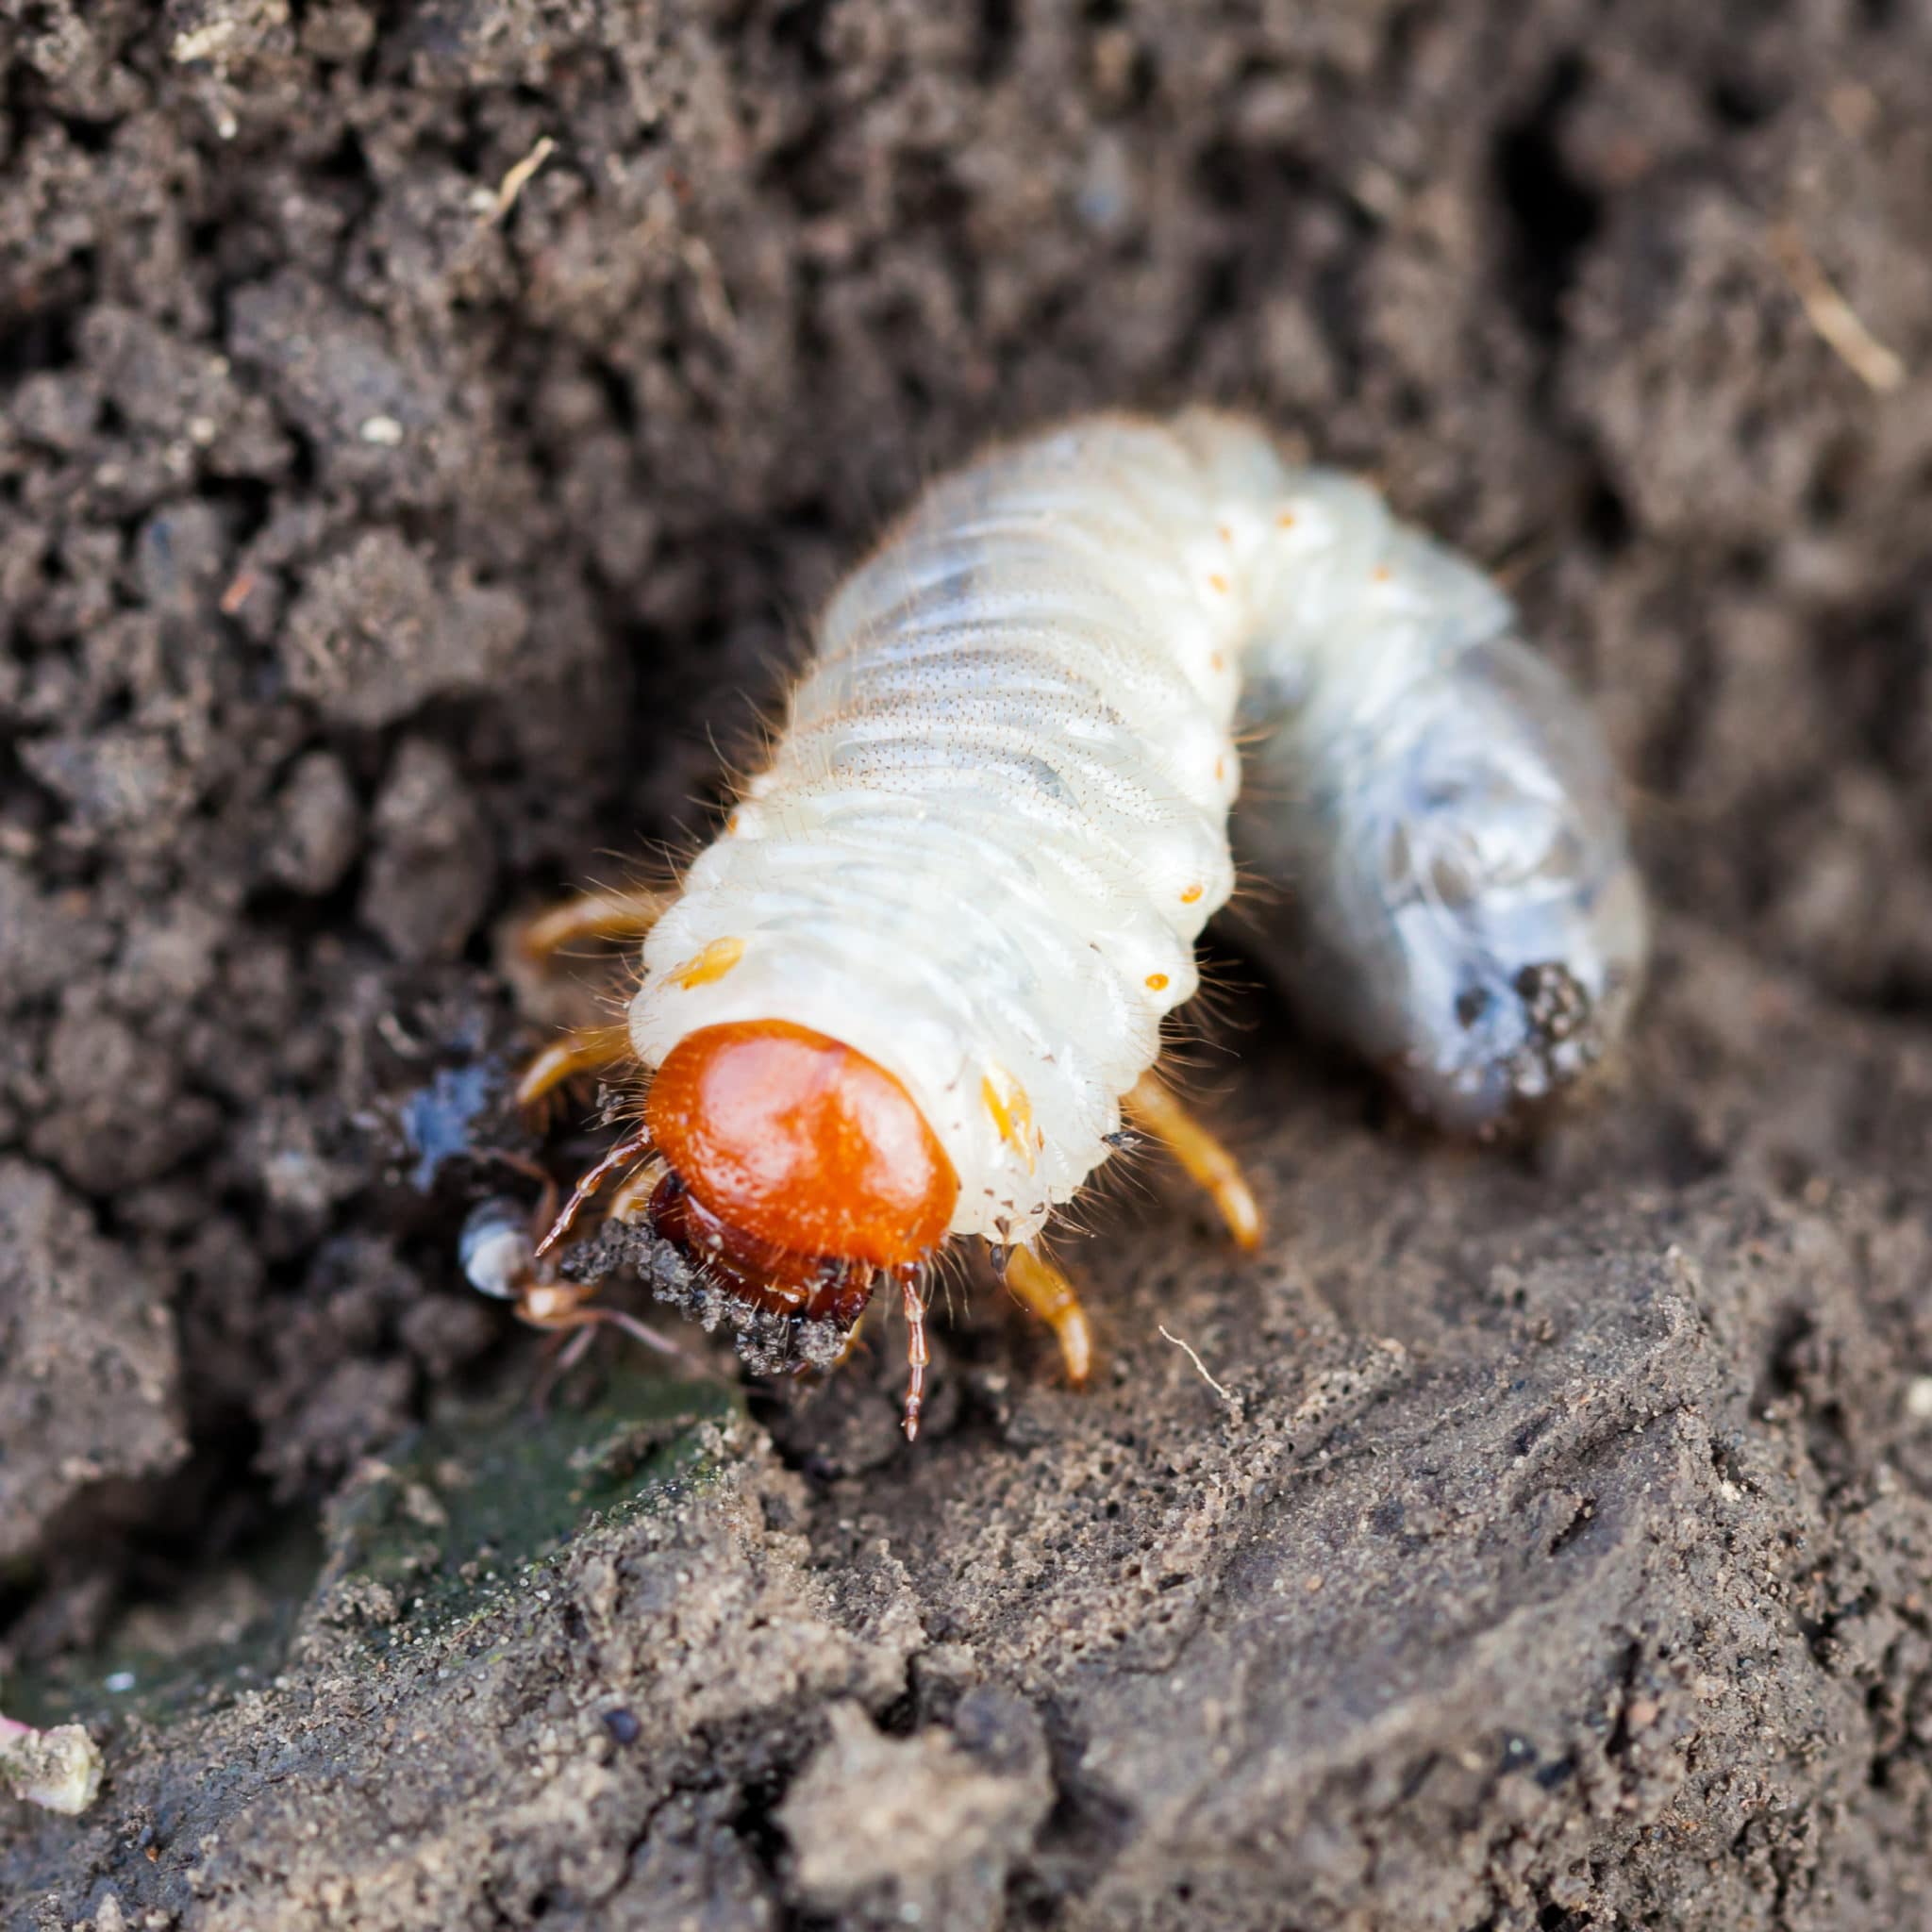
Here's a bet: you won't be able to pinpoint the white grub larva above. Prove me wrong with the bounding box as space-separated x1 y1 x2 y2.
510 410 1648 1431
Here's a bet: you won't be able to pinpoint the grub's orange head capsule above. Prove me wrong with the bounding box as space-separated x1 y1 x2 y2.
643 1019 958 1269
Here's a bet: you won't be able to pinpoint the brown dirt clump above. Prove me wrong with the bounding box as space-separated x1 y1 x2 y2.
3 4 1932 1928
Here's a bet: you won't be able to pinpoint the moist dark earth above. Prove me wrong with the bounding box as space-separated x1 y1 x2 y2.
4 3 1932 1928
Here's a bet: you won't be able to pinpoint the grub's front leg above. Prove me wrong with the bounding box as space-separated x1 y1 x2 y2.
513 1022 637 1116
515 884 670 962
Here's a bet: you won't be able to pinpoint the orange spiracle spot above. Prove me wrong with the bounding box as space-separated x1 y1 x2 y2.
1145 972 1170 991
981 1069 1037 1173
645 1020 958 1267
1180 883 1204 905
669 935 745 989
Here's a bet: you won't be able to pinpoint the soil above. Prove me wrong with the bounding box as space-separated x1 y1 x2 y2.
4 2 1932 1928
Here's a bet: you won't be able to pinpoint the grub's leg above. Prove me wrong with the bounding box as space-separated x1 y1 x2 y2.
584 1303 706 1367
514 1022 636 1116
900 1273 930 1441
605 1156 669 1227
827 1308 869 1372
523 1287 708 1376
534 1127 655 1258
1123 1072 1264 1253
516 885 670 962
1003 1244 1094 1388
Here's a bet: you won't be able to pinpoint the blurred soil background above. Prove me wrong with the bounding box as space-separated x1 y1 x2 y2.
3 2 1932 1927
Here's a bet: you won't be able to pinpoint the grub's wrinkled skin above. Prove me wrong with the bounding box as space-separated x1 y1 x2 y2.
1230 470 1647 1128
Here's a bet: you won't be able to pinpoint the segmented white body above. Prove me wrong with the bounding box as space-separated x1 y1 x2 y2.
629 410 1645 1242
